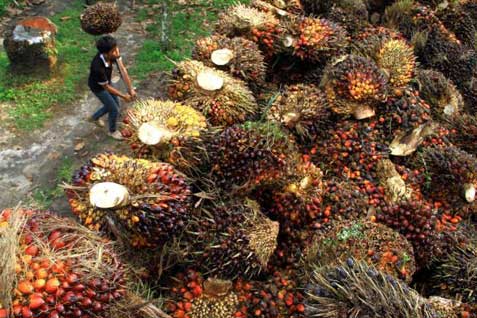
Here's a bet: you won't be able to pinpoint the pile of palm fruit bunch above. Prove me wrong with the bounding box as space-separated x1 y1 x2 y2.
45 0 477 316
0 208 166 318
80 2 122 35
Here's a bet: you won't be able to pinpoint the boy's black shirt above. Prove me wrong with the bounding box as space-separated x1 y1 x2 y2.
88 53 116 93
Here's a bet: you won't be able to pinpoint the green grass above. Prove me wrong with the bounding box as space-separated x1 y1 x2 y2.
29 156 76 209
131 0 249 80
0 0 15 16
0 0 97 130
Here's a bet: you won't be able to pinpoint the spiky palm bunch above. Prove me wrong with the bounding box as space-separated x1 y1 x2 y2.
208 122 298 194
285 16 348 62
267 83 331 141
322 55 388 119
192 35 266 84
182 199 279 278
304 219 416 282
430 244 477 304
412 146 477 218
66 153 192 248
305 259 437 318
121 99 207 159
416 69 463 119
0 209 126 318
168 60 258 126
80 2 122 35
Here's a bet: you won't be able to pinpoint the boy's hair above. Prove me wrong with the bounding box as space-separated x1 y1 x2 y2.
96 35 117 54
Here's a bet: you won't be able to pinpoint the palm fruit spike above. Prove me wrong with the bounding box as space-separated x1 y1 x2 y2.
284 16 348 62
192 35 266 84
80 2 122 35
411 146 477 218
208 121 298 194
430 244 477 304
168 60 258 126
416 69 463 118
66 153 192 248
326 0 369 36
215 4 282 53
321 55 388 120
303 219 416 283
305 259 438 318
266 83 331 142
0 208 127 318
121 99 207 159
184 199 279 278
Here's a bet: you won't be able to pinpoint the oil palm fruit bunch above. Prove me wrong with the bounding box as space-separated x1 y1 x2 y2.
435 1 476 49
208 122 297 194
182 199 279 279
192 35 266 85
310 119 389 183
80 2 122 35
121 99 207 160
325 0 369 36
411 146 477 218
165 269 306 318
266 83 331 142
283 16 348 63
321 55 388 120
430 243 477 304
66 153 192 248
354 28 416 91
303 219 416 283
416 69 463 119
215 4 282 54
168 60 258 126
300 0 334 15
444 114 477 156
0 208 127 318
305 259 438 318
258 157 324 235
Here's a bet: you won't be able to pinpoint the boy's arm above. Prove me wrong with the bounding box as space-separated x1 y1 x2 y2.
116 57 136 98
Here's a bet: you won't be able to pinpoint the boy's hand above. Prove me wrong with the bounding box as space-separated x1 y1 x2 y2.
121 94 133 102
129 88 137 100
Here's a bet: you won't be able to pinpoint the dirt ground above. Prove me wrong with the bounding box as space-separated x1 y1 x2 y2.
0 0 168 214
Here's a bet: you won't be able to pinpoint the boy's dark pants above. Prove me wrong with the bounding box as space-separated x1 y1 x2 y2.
92 90 120 133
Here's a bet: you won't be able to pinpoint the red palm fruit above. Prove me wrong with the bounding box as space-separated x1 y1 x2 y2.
28 295 45 309
24 245 39 256
0 309 7 318
18 281 34 295
45 278 60 293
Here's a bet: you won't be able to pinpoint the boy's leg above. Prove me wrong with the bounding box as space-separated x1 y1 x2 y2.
93 90 120 133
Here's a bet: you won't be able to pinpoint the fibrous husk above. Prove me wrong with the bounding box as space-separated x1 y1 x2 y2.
181 199 279 278
321 55 388 119
377 159 412 203
0 208 127 318
305 259 437 318
416 69 463 118
121 99 207 160
66 153 192 248
267 83 331 142
192 35 266 84
303 219 416 283
168 60 258 126
80 2 122 35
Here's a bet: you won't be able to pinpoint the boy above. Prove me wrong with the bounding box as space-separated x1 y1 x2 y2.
88 35 136 139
